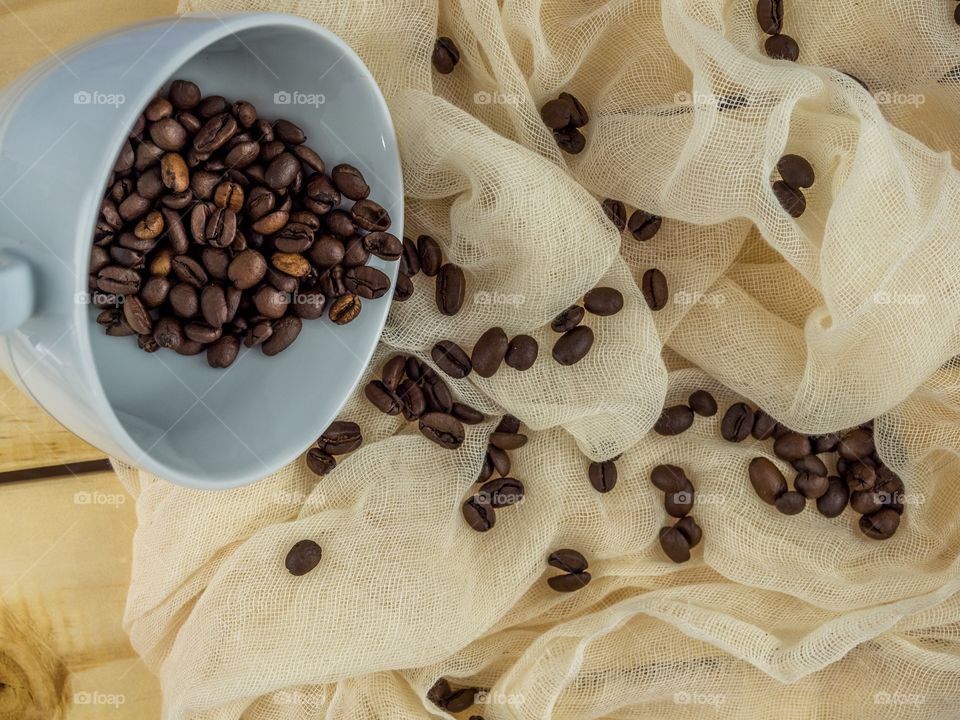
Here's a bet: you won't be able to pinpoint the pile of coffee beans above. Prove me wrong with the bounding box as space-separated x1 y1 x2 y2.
427 679 478 714
431 326 539 380
756 0 799 61
721 403 904 539
548 285 624 366
540 92 589 154
772 153 814 218
546 548 591 592
90 79 399 368
650 465 703 563
284 538 322 576
306 420 363 476
464 416 528 532
653 389 718 436
432 37 461 74
399 234 467 314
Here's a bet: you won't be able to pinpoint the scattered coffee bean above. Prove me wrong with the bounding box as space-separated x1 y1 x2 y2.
816 476 849 517
794 471 829 499
436 263 466 315
778 154 815 189
552 325 594 365
427 679 453 709
551 305 584 333
688 390 717 417
665 486 694 518
627 210 663 241
772 180 806 217
479 477 524 508
285 539 322 576
432 36 460 74
488 431 527 450
775 490 806 515
463 495 495 531
588 460 617 493
641 268 668 310
751 409 778 440
721 403 754 442
650 464 691 494
838 428 874 461
451 402 484 425
547 548 588 574
306 448 336 476
547 570 591 592
472 327 509 377
601 198 626 231
748 457 787 504
654 405 694 436
552 124 585 154
673 516 702 548
659 526 691 563
583 287 623 316
765 34 799 61
318 421 362 455
859 508 900 540
756 0 784 34
417 235 443 276
505 335 538 370
444 689 477 713
773 432 812 462
419 412 465 449
792 454 827 476
432 340 473 378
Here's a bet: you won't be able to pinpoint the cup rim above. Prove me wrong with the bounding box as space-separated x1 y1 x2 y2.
73 12 402 489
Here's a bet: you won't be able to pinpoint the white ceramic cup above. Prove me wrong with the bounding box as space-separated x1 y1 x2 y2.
0 12 403 489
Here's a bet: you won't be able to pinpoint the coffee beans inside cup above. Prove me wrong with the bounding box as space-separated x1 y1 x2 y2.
90 79 398 368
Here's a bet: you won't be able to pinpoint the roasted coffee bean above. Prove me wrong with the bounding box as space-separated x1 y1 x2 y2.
486 446 511 476
641 268 668 310
601 198 626 231
160 152 189 192
472 327 509 377
110 245 146 269
419 411 465 449
463 495 495 532
627 209 663 241
489 431 527 451
838 428 874 461
303 173 340 215
654 405 695 436
213 181 245 213
650 464 691 494
495 415 521 435
308 235 345 269
351 199 391 232
176 339 205 356
184 322 221 344
118 193 151 222
150 117 188 151
89 246 110 275
552 325 594 365
505 335 538 370
285 539 322 576
436 263 466 315
252 285 288 319
169 283 199 318
261 315 302 356
196 95 229 119
756 0 784 34
326 210 357 238
772 181 806 217
137 334 159 353
547 549 588 573
432 340 473 379
551 305 584 333
674 516 702 548
792 454 827 476
306 448 337 476
273 119 305 145
194 112 237 155
773 432 812 462
319 421 363 455
477 455 495 485
751 409 778 440
451 402 484 425
202 247 230 280
345 266 391 299
329 293 362 324
200 285 229 328
850 489 884 515
479 477 524 508
765 34 799 61
362 231 402 261
330 164 370 200
145 96 173 122
547 571 591 592
291 144 324 172
417 235 443 276
688 390 717 417
122 296 152 335
265 152 300 189
171 255 208 288
168 79 201 110
749 457 787 504
427 678 453 708
97 266 141 295
659 526 691 563
228 250 268 289
847 462 877 492
775 490 806 515
244 321 272 348
381 355 407 391
817 476 850 518
583 287 623 316
665 485 694 518
553 126 585 154
153 316 183 350
141 276 171 308
587 459 617 493
859 508 899 540
365 380 403 415
558 92 589 126
207 335 240 368
432 36 460 73
540 97 575 130
794 471 829 499
721 403 754 442
777 154 815 189
398 379 427 420
811 432 840 454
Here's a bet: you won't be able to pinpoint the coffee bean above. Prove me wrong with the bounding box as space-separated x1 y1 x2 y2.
462 495 495 531
547 571 591 592
153 316 183 350
674 516 702 548
207 335 240 368
505 335 538 370
421 369 453 413
171 255 208 288
97 266 141 295
650 465 691 494
641 268 668 310
432 36 460 74
319 421 363 455
150 117 188 151
398 379 427 420
838 428 874 461
417 235 443 276
756 0 784 34
253 285 289 319
547 549 588 573
285 539 321 576
540 98 574 130
306 448 336 476
601 199 626 231
551 305 584 333
811 432 840 454
748 457 787 504
583 287 623 316
792 454 827 476
489 431 527 450
118 193 150 222
765 34 799 61
122 296 152 335
777 154 815 189
168 79 201 110
816 476 850 518
160 152 189 192
432 340 473 379
751 409 778 440
665 486 694 517
362 231 403 261
450 403 483 425
200 285 229 328
264 152 300 190
380 355 407 391
850 489 884 515
486 446 511 476
176 339 205 355
344 266 390 299
859 508 899 540
436 263 466 315
273 119 305 145
330 164 370 201
419 412 465 449
773 432 812 461
659 526 691 563
400 238 421 277
552 325 594 365
365 380 403 415
847 462 877 492
772 181 806 217
141 276 171 308
329 293 362 324
688 390 717 417
553 126 585 154
227 250 267 290
427 678 453 708
558 92 589 127
588 459 617 493
472 327 509 377
496 414 520 434
794 471 829 499
194 113 237 155
261 315 301 356
479 477 524 508
654 405 695 436
184 322 221 344
775 490 806 515
168 283 198 318
351 199 391 232
627 209 663 241
721 403 754 442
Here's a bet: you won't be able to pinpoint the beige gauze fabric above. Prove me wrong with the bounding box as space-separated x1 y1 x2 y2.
115 0 960 718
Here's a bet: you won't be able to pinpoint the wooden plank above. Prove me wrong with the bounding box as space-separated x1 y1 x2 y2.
0 471 161 719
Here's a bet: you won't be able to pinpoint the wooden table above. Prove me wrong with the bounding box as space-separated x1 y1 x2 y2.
0 2 176 717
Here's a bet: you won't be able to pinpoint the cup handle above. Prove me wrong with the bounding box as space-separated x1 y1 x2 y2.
0 251 34 333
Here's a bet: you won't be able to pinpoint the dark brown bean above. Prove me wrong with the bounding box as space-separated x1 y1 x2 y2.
721 403 754 442
654 405 695 436
748 457 787 505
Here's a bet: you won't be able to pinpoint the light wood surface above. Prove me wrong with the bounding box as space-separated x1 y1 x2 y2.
0 2 177 718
